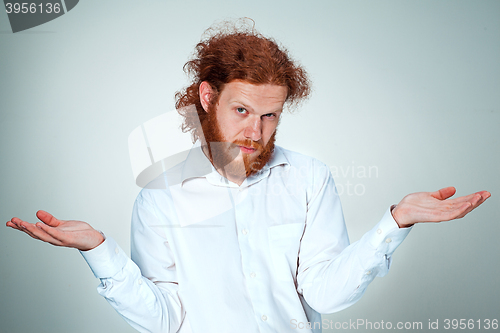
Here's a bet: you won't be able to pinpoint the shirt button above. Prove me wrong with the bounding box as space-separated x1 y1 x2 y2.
242 229 248 235
385 238 392 243
377 228 382 234
261 315 267 321
138 279 143 285
250 272 256 278
115 247 119 254
365 271 372 275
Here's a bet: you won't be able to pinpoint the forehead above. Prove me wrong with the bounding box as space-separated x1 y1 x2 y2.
219 80 288 107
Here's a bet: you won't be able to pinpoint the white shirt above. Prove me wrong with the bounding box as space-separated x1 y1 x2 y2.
81 144 412 333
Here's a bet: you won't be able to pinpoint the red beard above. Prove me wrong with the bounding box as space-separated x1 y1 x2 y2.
200 108 276 179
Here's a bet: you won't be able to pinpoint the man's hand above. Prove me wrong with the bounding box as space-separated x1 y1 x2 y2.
392 187 491 228
6 210 104 251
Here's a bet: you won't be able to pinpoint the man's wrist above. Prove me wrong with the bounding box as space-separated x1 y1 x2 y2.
391 204 413 228
80 230 105 252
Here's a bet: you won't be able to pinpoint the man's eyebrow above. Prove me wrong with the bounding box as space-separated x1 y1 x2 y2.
229 100 253 111
264 107 284 114
236 101 250 108
230 101 283 114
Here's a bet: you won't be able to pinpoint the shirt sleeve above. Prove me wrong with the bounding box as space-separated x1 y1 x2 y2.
296 160 412 314
80 191 184 333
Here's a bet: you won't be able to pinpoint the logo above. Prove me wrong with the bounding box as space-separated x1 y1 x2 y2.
3 0 79 33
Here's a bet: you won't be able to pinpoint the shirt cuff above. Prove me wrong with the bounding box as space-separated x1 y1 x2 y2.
79 236 129 279
367 206 412 255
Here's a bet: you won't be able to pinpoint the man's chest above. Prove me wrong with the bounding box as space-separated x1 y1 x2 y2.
150 174 309 284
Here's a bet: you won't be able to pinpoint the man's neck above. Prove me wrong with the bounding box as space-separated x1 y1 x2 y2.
201 145 246 186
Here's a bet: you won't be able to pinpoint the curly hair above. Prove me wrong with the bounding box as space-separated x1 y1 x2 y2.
175 20 311 142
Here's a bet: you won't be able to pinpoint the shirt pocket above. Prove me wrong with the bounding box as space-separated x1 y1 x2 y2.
268 223 305 283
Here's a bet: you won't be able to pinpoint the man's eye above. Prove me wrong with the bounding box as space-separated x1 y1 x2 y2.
264 113 275 118
236 107 247 114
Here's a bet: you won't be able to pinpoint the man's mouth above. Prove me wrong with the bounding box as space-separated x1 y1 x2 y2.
239 145 257 154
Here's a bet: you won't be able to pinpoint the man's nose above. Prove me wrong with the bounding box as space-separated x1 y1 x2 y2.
243 117 262 142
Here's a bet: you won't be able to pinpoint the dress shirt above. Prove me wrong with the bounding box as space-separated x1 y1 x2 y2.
81 143 412 333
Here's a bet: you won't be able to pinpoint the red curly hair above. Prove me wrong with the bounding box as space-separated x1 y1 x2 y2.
175 20 311 142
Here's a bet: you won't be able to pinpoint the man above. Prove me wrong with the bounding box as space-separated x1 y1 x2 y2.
6 23 490 333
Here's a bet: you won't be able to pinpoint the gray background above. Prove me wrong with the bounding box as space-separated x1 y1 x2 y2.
1 0 498 332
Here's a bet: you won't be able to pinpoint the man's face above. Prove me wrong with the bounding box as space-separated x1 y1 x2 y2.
200 80 287 182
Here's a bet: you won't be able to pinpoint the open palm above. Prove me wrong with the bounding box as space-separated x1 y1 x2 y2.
6 210 104 251
392 187 490 228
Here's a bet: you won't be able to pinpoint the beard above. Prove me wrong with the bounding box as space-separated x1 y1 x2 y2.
200 107 276 180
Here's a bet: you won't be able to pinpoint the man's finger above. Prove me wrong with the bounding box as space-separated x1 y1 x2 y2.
36 210 61 227
453 202 475 220
36 222 66 244
431 186 456 200
446 191 491 205
12 221 42 241
10 217 26 225
446 192 482 205
442 192 489 220
7 219 32 234
455 193 489 219
22 222 64 246
477 191 491 200
6 220 23 231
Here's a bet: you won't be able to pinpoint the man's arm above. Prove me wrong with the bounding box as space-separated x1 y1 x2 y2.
296 160 490 314
5 195 185 333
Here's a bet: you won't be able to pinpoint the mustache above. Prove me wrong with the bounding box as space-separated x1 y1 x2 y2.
232 139 263 151
206 139 264 164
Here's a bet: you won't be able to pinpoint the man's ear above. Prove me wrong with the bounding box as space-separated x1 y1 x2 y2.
199 81 213 113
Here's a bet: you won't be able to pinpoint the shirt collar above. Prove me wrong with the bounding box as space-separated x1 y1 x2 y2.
180 141 290 188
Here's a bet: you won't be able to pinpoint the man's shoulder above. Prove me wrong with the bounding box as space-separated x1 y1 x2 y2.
275 145 329 170
274 145 332 180
135 170 176 205
137 154 191 196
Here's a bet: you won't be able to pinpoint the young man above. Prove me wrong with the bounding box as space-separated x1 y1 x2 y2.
6 25 490 333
